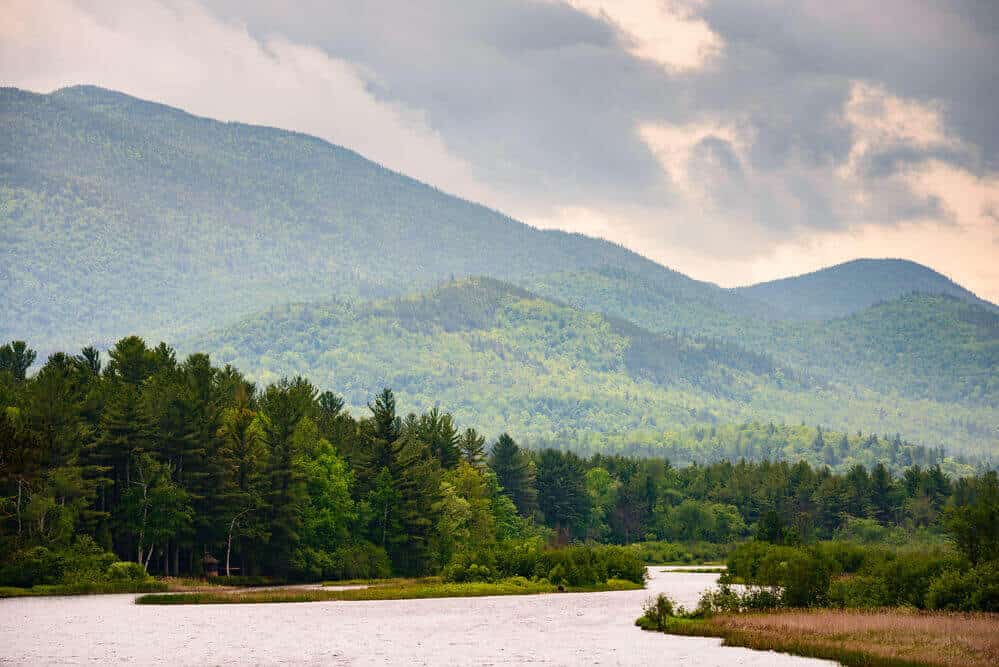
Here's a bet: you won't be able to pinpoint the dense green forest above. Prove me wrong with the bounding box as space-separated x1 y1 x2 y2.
191 278 998 461
1 338 994 592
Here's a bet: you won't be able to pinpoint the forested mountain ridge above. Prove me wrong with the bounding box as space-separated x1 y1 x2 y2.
4 84 997 463
188 277 998 460
733 258 997 320
0 85 674 351
524 270 999 405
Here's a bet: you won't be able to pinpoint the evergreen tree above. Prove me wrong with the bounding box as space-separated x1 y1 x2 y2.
488 433 537 517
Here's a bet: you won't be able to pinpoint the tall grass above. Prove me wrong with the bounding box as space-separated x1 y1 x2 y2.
644 609 999 667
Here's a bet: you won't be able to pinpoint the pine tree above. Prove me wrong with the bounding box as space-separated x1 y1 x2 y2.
459 428 486 467
488 433 537 517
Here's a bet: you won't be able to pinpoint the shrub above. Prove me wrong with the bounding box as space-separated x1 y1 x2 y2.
492 538 543 578
442 561 494 583
827 575 893 608
106 561 150 582
926 560 999 612
59 537 119 585
536 545 645 586
0 547 66 588
629 541 728 565
330 543 391 580
858 546 958 608
640 594 675 630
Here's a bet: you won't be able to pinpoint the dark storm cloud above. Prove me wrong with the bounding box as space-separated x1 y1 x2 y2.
197 0 997 234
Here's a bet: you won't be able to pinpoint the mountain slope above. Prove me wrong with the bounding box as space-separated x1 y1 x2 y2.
189 278 998 458
732 258 997 320
519 270 999 405
1 85 682 350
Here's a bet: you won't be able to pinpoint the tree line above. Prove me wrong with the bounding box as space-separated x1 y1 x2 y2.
0 338 993 583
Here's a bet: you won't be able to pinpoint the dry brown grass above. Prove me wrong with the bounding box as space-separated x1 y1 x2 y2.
702 609 999 667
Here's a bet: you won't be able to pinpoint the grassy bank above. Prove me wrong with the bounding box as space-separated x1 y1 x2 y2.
638 609 999 667
0 581 168 598
136 576 641 605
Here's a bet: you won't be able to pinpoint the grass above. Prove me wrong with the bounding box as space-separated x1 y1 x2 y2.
638 609 999 667
136 576 642 605
0 581 168 598
660 567 727 574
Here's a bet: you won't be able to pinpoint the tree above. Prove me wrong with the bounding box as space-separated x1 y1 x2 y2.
585 467 618 541
122 454 192 570
944 472 999 565
0 341 36 383
535 449 589 542
488 433 537 518
459 428 486 467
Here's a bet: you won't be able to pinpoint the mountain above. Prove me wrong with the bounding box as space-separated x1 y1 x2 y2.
522 269 999 405
732 258 997 320
0 85 677 351
4 85 997 461
189 278 997 460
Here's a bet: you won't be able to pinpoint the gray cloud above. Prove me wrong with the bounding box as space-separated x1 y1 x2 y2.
193 0 997 237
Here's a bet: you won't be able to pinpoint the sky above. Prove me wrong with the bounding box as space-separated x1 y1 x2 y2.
2 0 998 301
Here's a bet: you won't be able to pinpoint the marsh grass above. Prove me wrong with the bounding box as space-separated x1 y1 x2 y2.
136 576 641 605
646 609 999 667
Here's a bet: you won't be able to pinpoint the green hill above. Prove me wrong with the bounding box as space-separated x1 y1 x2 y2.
733 258 996 320
189 278 998 459
521 269 999 405
0 85 680 351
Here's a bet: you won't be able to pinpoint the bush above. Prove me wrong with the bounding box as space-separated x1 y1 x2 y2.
536 545 646 586
693 584 780 616
640 594 675 630
330 543 391 580
0 547 66 588
926 560 999 612
106 561 150 582
59 537 119 585
827 575 893 608
492 538 543 578
629 541 728 565
858 546 958 608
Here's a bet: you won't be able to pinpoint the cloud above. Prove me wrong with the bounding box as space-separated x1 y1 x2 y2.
563 0 722 71
1 0 997 299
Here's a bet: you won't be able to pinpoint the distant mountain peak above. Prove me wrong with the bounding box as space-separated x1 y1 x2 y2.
733 257 995 320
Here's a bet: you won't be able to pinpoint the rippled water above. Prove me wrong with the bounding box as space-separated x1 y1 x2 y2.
0 568 832 665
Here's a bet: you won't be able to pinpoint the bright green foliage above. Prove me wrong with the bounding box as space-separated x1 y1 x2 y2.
191 279 997 463
1 335 996 590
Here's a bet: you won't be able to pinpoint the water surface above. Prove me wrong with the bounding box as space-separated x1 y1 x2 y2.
0 568 832 665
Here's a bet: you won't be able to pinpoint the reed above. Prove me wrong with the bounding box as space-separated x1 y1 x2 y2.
651 609 999 667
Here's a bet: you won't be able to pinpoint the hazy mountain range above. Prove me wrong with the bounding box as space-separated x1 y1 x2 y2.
3 85 996 462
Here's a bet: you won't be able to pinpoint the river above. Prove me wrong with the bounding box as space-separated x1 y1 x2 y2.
0 568 832 665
